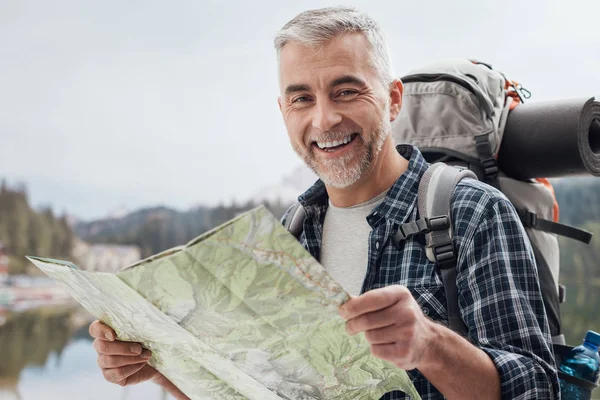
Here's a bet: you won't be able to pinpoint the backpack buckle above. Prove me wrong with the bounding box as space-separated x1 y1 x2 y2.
481 157 499 180
433 242 456 269
518 210 538 228
427 216 455 268
526 211 538 227
427 216 450 231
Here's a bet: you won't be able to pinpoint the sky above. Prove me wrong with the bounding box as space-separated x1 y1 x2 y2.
1 0 599 221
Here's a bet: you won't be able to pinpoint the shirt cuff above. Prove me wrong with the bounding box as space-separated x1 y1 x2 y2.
479 346 559 400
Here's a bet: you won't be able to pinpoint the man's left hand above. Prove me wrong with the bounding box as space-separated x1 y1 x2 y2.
339 284 435 371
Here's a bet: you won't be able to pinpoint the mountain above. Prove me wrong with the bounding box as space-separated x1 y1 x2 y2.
74 205 213 258
74 206 183 240
74 200 290 259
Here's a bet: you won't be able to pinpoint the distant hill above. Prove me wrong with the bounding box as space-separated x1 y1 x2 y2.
74 201 291 259
74 165 319 258
74 174 600 259
74 206 206 258
74 206 202 242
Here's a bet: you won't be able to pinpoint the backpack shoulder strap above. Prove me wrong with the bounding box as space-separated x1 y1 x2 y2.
418 163 477 336
283 202 306 238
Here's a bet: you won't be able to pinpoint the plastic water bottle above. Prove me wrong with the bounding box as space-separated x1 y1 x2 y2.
559 330 600 399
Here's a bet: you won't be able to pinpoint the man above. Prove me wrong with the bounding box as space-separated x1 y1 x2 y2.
89 7 560 399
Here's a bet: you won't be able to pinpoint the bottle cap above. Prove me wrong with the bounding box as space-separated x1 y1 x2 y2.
584 330 600 347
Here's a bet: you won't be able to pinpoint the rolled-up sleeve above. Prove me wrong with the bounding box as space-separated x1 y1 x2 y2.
455 192 560 399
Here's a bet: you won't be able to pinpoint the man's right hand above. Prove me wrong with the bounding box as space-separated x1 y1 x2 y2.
89 320 157 386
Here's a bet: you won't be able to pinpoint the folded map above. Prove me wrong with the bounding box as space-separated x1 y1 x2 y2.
27 205 420 400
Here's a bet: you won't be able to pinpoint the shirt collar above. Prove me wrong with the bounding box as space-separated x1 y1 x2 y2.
297 144 430 226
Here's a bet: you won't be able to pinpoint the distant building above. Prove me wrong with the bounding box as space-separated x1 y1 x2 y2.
0 242 9 278
72 238 141 273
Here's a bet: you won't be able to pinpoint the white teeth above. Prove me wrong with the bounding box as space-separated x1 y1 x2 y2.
316 134 354 149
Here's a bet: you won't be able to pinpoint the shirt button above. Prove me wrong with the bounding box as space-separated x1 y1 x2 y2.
375 242 380 249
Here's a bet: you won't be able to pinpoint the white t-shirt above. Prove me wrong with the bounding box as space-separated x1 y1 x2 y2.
320 190 388 297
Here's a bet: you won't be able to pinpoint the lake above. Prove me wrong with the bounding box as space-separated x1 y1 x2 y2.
0 303 174 400
1 289 598 400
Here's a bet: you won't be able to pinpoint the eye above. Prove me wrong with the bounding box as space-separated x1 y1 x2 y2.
291 95 312 104
337 89 358 98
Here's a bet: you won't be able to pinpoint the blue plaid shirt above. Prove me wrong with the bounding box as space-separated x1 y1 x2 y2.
283 145 560 399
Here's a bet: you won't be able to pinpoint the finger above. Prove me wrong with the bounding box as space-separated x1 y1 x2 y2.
339 285 410 320
93 338 143 356
103 362 147 385
346 304 400 335
98 351 152 369
123 364 160 386
89 320 117 341
364 324 407 344
370 342 410 364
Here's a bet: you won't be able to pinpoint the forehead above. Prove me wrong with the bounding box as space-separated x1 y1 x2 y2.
278 33 376 89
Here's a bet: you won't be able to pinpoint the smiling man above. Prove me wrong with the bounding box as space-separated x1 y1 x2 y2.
88 6 559 400
274 7 559 400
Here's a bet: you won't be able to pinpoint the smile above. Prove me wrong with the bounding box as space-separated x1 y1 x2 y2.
313 133 359 152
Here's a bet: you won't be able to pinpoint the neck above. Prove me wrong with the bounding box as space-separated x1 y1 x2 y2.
326 137 409 208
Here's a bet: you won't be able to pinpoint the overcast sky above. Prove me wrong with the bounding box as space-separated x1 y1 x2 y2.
1 0 599 220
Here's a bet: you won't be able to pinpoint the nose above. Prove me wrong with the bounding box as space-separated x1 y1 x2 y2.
311 99 342 132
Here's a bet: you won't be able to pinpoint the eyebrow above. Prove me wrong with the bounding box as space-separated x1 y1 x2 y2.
284 84 311 96
284 75 367 97
330 75 367 88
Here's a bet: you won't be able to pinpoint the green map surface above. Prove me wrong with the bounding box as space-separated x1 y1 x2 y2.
27 206 420 400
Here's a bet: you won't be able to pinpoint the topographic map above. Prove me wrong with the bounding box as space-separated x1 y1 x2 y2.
27 206 420 400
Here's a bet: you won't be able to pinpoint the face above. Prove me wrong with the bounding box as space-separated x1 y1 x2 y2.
278 33 401 189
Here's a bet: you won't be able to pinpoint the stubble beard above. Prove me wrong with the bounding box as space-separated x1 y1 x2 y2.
294 113 390 189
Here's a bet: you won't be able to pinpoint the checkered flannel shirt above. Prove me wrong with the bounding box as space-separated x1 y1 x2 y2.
282 144 560 399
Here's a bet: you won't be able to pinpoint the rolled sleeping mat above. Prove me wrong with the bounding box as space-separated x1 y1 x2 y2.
498 97 600 179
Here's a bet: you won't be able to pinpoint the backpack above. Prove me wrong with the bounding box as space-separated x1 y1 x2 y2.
284 59 593 347
391 58 593 345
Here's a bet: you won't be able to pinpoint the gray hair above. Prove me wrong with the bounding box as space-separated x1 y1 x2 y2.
274 7 395 88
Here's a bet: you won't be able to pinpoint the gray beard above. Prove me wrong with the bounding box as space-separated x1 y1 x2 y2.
298 116 390 189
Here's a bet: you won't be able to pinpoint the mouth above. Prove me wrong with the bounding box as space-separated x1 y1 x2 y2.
312 133 359 153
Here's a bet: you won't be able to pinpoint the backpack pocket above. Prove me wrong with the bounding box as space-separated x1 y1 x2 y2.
394 73 501 162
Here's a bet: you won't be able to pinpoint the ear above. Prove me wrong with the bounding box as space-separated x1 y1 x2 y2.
388 79 403 121
277 97 283 113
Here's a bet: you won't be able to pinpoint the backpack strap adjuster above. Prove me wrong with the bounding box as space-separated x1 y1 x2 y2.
474 133 500 183
427 215 450 231
394 218 429 243
394 216 450 245
481 157 499 180
519 209 538 227
433 241 456 267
